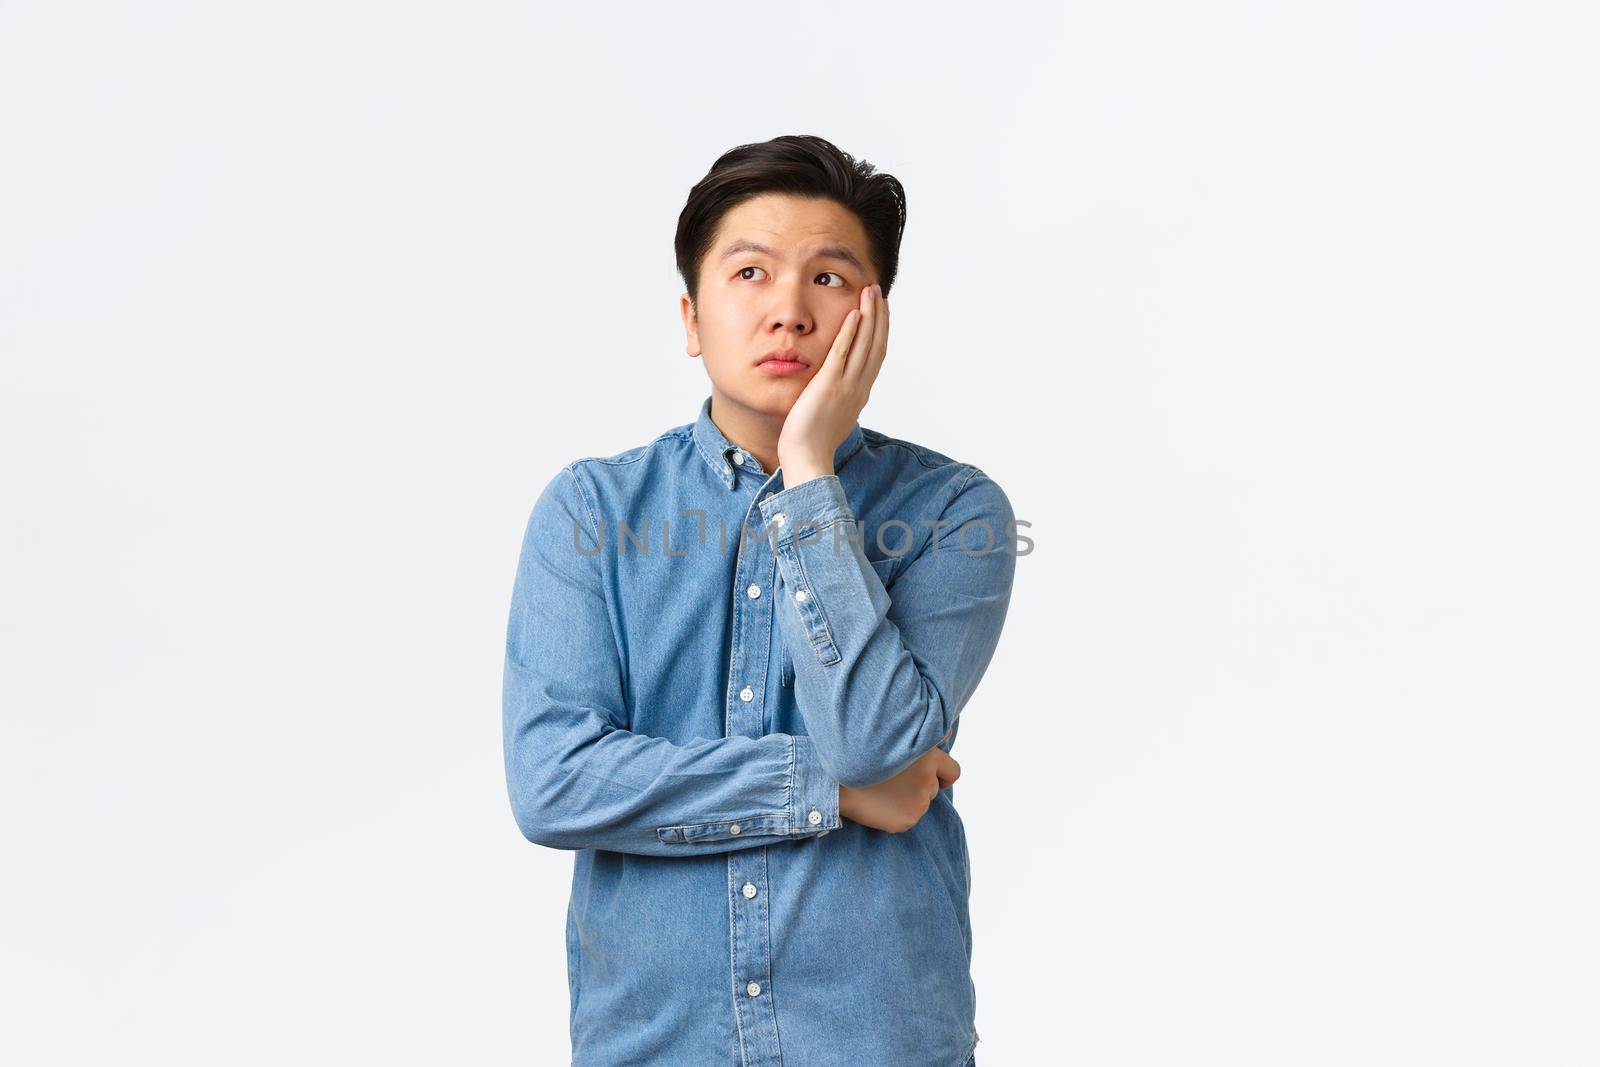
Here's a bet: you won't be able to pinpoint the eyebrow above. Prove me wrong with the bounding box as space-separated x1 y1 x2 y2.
718 238 867 274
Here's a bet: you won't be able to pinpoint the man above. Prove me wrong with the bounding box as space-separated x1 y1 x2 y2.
503 134 1017 1066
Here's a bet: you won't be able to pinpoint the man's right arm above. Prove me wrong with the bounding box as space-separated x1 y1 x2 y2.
501 465 841 858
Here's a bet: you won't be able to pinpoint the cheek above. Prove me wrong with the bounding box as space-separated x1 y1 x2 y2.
698 299 753 337
821 310 852 340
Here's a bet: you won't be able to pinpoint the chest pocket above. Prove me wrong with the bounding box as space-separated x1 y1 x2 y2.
781 556 900 688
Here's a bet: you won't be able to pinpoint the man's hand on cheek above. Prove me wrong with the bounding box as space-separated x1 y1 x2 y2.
776 282 890 487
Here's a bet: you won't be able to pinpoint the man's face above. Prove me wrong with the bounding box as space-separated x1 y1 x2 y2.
681 193 879 418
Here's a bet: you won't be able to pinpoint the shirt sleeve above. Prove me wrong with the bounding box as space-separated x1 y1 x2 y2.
755 466 1017 788
502 465 842 857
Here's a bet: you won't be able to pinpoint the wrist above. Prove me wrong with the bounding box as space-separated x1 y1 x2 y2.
779 458 835 486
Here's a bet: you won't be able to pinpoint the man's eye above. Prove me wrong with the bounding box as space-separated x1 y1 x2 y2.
737 266 768 281
816 272 846 287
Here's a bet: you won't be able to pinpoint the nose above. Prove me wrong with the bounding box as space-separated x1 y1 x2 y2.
767 275 817 337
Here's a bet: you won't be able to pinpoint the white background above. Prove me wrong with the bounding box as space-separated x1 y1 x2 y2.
3 2 1597 1064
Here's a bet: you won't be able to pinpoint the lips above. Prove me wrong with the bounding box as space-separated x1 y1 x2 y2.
756 349 811 377
759 348 809 367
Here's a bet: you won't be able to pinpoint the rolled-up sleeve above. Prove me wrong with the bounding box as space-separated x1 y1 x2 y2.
502 465 841 856
756 467 1017 788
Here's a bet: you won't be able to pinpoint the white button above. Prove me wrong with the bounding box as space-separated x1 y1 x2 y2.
794 590 809 604
729 823 741 834
747 981 761 997
807 809 822 825
746 583 761 599
742 883 758 898
772 512 786 526
732 450 745 466
739 685 754 702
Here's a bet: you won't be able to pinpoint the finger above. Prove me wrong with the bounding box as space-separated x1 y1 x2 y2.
846 285 876 374
823 308 861 380
863 288 889 385
858 285 888 384
936 754 961 789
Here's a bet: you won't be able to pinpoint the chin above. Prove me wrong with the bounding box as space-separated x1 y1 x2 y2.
734 378 804 416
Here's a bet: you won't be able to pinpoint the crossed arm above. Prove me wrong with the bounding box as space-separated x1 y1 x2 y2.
501 463 1016 857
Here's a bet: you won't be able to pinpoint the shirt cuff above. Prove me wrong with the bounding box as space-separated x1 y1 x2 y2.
757 473 855 535
652 735 840 845
791 735 842 836
758 475 878 668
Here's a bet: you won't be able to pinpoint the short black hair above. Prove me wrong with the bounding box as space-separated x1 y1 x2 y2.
675 134 907 309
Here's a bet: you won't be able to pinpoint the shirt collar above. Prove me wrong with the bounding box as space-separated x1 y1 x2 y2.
691 393 865 490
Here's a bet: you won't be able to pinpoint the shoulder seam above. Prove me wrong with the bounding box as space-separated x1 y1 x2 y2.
568 426 693 469
951 463 986 496
858 427 961 471
559 463 601 545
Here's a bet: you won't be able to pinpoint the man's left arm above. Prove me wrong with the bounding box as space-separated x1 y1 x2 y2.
756 466 1017 789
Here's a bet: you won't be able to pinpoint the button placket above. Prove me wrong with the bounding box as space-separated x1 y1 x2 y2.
727 807 779 1063
726 490 782 1064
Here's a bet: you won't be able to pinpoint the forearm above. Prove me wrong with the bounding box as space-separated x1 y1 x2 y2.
757 470 1015 789
503 465 843 857
504 658 841 856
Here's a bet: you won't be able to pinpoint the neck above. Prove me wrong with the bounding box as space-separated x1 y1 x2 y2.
708 389 787 476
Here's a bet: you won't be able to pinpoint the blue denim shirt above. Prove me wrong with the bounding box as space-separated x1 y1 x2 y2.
502 394 1016 1066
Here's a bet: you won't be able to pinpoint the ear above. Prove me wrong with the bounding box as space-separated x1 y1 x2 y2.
679 293 700 357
